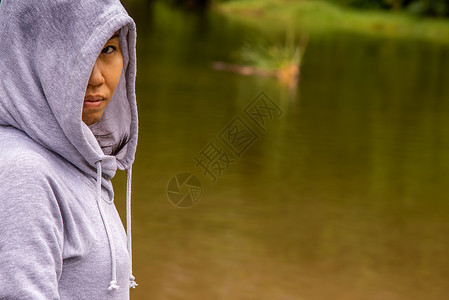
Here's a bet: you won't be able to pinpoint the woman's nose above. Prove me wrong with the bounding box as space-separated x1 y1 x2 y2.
88 60 105 87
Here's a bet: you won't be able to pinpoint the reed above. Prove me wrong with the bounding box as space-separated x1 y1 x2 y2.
213 31 307 89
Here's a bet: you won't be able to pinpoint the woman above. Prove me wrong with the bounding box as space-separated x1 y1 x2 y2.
0 0 138 298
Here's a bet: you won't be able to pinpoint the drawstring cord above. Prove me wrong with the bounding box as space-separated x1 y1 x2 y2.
95 161 137 291
95 161 119 291
126 167 138 288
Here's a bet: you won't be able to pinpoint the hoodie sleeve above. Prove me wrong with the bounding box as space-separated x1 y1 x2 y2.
0 158 63 299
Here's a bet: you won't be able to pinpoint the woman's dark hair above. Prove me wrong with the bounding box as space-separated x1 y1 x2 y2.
94 131 129 156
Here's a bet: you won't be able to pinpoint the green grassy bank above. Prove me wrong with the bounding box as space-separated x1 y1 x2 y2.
213 0 449 43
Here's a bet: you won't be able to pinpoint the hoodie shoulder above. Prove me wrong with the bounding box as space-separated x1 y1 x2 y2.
0 126 64 299
0 126 62 176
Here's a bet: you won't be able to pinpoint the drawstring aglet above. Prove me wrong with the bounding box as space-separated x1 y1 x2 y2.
108 280 119 291
129 275 138 288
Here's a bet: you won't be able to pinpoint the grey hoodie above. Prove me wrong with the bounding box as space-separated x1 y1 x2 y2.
0 0 138 299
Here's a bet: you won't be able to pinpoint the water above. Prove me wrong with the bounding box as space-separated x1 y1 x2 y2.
115 2 449 299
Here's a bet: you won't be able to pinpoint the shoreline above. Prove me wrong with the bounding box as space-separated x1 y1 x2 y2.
212 0 449 44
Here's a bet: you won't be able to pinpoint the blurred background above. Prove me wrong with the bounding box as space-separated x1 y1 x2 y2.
114 0 449 299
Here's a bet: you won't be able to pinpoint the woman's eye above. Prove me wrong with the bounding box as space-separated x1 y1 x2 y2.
101 46 116 55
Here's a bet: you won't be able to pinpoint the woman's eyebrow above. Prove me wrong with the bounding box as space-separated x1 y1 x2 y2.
108 34 119 41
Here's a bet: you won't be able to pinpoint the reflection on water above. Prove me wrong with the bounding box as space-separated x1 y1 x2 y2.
115 2 449 299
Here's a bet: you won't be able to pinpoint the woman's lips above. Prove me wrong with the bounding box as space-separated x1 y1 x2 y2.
83 95 105 108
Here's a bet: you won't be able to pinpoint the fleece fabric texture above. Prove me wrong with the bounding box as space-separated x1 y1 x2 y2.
0 0 138 299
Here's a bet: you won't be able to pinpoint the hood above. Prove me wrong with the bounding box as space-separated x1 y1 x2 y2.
0 0 138 180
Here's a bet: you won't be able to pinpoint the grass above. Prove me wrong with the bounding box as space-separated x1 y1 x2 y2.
213 0 449 43
212 30 307 88
238 31 305 71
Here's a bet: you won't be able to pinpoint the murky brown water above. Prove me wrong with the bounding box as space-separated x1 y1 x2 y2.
114 2 449 299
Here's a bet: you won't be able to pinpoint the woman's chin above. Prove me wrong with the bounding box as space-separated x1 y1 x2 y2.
82 113 102 125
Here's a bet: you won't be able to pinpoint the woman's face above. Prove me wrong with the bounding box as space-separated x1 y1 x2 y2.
83 30 123 125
